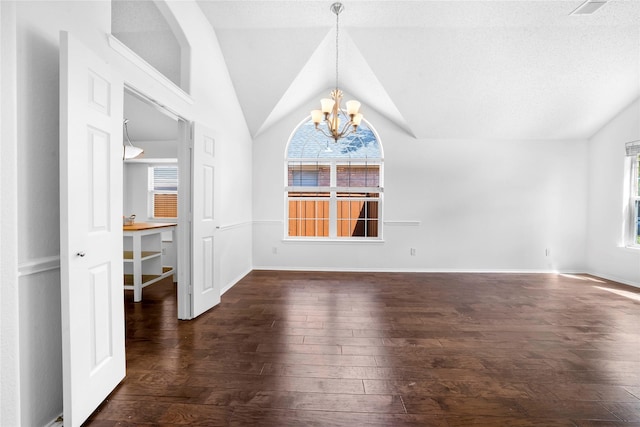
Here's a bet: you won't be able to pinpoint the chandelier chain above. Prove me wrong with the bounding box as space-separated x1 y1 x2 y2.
310 2 362 143
335 7 340 92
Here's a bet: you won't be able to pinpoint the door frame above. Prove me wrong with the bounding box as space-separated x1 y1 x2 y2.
123 85 193 319
0 2 21 425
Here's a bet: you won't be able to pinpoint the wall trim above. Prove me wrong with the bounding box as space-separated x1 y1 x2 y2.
107 35 193 105
219 221 252 231
254 220 422 227
221 268 252 295
17 256 60 277
384 220 421 226
253 220 282 226
249 268 638 290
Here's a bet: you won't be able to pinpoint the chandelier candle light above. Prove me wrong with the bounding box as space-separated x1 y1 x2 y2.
311 2 363 142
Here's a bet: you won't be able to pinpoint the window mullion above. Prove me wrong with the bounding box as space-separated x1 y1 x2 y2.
633 197 640 246
329 161 337 238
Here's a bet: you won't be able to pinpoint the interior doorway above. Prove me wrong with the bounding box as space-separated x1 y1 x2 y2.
122 87 190 318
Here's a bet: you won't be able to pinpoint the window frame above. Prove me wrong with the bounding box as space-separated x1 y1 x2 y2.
285 158 384 241
148 164 179 220
629 154 640 247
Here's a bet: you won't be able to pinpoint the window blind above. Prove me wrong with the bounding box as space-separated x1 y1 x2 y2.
625 140 640 157
154 194 178 218
150 166 178 191
150 166 178 218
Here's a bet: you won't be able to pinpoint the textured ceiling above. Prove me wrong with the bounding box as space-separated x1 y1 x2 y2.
198 0 640 140
113 1 640 141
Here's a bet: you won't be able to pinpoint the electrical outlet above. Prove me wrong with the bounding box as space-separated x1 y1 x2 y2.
410 248 416 256
272 247 278 255
545 248 551 257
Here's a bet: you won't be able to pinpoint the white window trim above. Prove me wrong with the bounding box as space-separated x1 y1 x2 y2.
148 164 178 220
628 155 640 248
284 159 384 240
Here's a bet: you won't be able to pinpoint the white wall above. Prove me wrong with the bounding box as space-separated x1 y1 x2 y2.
587 98 640 286
14 3 112 424
123 163 150 220
8 1 253 425
253 104 589 272
123 160 178 274
164 2 253 291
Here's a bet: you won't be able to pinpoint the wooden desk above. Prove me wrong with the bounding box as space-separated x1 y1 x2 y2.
123 222 177 302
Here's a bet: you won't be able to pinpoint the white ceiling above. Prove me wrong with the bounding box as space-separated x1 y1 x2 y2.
196 0 640 140
124 90 177 141
113 1 640 141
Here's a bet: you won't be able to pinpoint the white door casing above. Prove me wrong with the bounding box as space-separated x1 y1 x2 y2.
177 119 191 319
191 123 221 317
59 31 125 427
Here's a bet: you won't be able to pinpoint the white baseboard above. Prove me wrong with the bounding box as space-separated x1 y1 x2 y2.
586 271 640 289
251 266 582 274
250 267 640 290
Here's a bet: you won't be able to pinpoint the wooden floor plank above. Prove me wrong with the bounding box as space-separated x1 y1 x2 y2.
84 271 640 426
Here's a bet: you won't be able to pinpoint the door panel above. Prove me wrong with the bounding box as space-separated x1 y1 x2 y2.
191 124 220 317
89 262 114 370
203 237 214 291
60 31 125 427
89 127 110 229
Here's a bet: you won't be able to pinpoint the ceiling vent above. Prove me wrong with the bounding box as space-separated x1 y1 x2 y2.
570 0 609 15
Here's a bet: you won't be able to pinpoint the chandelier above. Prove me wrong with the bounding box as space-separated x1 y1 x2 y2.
311 2 363 142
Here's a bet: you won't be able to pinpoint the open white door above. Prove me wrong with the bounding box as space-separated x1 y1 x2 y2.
191 123 221 317
59 31 125 427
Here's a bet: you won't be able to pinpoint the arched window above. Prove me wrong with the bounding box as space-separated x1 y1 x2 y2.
285 113 383 239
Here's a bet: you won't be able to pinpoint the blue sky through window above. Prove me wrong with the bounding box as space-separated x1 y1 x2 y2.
287 113 381 159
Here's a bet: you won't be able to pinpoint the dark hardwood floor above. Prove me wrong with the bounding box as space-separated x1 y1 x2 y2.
84 271 640 426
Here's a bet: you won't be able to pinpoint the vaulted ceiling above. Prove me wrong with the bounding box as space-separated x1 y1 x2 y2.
116 0 640 141
198 0 640 141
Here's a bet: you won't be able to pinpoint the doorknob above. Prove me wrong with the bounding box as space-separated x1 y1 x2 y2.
76 251 86 257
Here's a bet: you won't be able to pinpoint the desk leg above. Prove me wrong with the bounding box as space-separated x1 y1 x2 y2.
132 233 142 302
